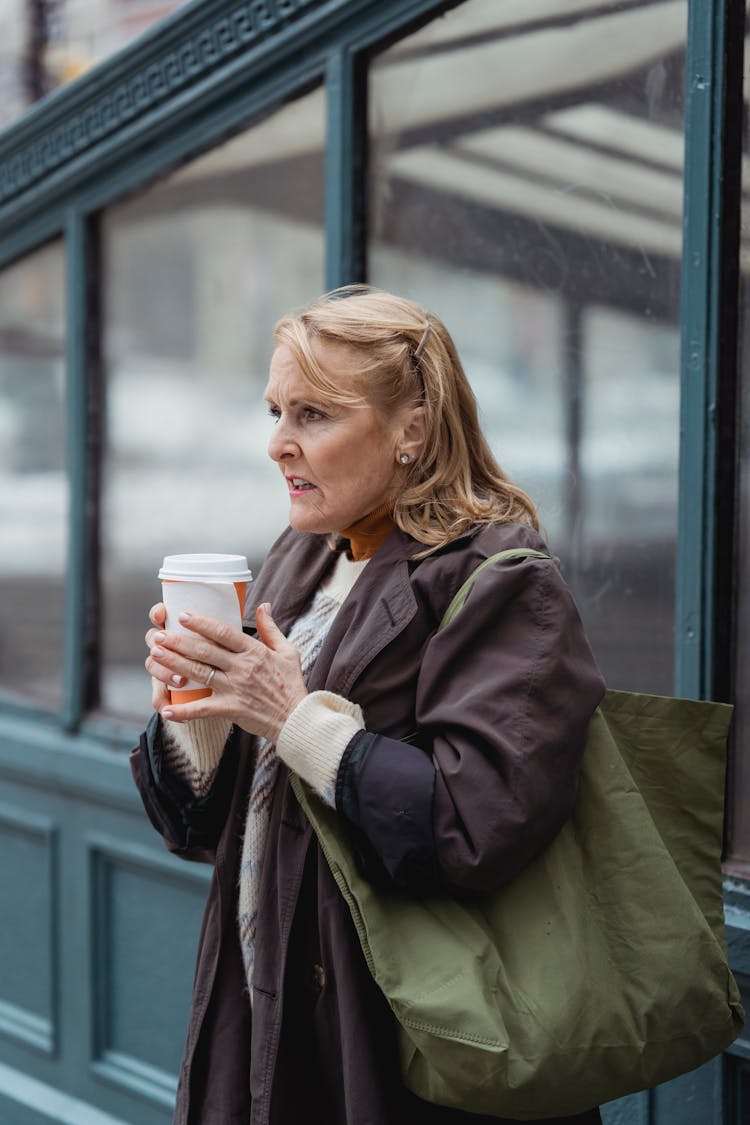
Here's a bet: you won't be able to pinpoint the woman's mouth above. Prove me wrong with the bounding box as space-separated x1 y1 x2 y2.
287 476 316 496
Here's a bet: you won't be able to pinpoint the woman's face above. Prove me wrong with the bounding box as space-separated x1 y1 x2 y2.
264 341 408 535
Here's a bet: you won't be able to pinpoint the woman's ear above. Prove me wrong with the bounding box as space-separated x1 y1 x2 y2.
397 405 426 463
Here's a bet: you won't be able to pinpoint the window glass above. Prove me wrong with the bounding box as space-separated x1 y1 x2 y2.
727 16 750 868
0 0 27 128
0 0 190 130
0 242 66 707
100 86 325 719
369 0 685 693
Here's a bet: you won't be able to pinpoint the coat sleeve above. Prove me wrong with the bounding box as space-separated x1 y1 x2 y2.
130 712 240 864
336 554 606 893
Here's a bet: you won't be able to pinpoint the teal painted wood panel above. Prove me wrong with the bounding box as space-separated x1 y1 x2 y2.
726 1055 750 1120
651 1060 723 1125
0 1091 61 1125
88 837 207 1108
0 721 209 1124
0 804 57 1057
601 1092 649 1125
0 1059 129 1124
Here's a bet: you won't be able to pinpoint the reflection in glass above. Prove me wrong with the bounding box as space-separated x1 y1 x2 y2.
0 242 66 706
0 0 27 128
101 87 325 719
369 0 686 693
728 11 750 868
0 0 191 130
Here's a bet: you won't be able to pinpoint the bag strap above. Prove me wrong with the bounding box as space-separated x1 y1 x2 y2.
438 547 551 631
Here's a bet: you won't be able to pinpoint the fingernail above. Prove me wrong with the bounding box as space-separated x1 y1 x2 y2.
153 645 164 658
261 602 272 613
172 675 183 685
178 612 191 622
162 709 174 720
154 632 165 643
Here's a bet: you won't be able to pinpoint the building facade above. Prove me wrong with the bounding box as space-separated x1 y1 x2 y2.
0 0 747 1122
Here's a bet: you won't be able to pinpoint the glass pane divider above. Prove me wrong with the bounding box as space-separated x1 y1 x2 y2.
675 0 728 703
325 46 367 290
62 208 91 730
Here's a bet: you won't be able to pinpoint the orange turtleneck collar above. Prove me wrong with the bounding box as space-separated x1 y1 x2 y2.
338 502 396 561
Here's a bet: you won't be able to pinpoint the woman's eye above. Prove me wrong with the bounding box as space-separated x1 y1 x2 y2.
267 406 281 422
303 407 325 422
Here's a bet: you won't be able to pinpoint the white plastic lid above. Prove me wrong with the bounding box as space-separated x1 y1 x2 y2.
158 553 253 582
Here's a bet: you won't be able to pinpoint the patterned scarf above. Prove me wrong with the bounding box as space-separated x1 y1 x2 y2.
237 586 342 994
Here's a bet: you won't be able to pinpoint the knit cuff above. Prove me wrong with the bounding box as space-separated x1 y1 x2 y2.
161 716 233 796
277 691 365 808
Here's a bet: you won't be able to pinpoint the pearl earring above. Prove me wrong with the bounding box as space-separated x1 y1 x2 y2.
399 453 410 464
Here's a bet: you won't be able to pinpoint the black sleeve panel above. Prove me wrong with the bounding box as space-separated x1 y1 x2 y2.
335 729 439 892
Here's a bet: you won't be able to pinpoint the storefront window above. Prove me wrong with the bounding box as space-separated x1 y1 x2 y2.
100 86 325 719
0 241 66 707
369 0 685 693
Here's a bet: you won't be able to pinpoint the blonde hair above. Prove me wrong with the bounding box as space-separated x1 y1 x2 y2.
273 286 539 552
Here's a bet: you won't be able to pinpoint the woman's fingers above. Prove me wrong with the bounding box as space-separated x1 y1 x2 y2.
150 633 236 680
176 612 248 652
146 608 307 740
255 603 294 654
145 647 185 687
146 604 166 650
149 602 167 627
160 697 215 723
148 615 254 682
148 626 252 691
151 677 171 710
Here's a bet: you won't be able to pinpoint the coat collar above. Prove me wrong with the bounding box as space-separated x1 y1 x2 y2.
244 525 424 693
244 523 481 694
306 528 419 695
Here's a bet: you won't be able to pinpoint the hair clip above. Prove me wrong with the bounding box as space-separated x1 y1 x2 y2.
414 321 432 361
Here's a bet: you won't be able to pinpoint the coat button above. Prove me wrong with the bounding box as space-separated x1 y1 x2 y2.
311 962 326 991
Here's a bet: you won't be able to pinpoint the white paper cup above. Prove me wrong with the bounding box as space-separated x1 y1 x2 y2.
158 553 253 703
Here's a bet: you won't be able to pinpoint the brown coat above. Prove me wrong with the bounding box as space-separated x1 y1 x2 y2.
131 522 606 1125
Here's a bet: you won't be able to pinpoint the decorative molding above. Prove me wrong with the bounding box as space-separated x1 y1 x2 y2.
91 1051 177 1111
0 0 321 209
0 716 150 810
0 999 53 1056
0 1060 129 1125
86 832 211 887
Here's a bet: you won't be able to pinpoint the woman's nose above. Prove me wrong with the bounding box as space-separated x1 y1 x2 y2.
268 418 299 462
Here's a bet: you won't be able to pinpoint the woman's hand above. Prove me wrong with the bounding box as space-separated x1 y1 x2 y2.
144 603 308 743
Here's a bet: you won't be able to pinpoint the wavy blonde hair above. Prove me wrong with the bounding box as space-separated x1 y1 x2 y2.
273 286 538 551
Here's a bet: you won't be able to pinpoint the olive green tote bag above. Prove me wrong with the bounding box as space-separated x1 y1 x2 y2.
291 550 743 1120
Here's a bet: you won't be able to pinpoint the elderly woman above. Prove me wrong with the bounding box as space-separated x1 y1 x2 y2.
132 287 605 1125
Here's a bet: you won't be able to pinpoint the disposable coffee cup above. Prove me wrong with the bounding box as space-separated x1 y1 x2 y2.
158 553 253 703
